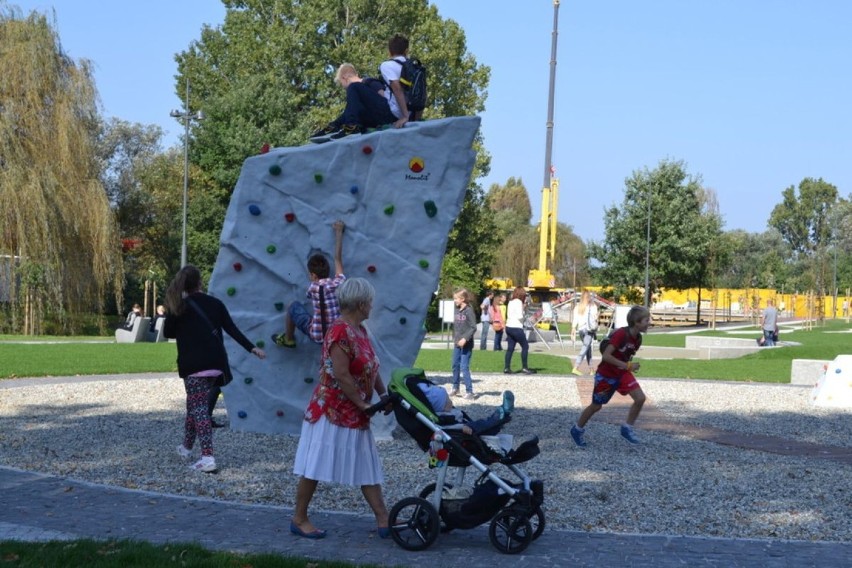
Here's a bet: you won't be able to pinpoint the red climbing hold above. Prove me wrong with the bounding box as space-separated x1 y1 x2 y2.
260 143 270 154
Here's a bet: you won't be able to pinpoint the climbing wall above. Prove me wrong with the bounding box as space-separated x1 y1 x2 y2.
811 354 852 409
207 117 481 435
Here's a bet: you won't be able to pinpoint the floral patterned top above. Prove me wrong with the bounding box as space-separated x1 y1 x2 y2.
304 319 379 430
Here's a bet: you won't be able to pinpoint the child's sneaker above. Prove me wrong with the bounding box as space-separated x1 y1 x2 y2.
499 391 515 419
272 334 296 348
463 392 476 401
570 425 587 447
620 425 640 444
449 388 460 397
189 456 217 473
176 444 192 460
309 123 339 142
571 367 582 376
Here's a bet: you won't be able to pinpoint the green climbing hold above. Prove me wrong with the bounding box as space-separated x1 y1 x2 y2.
384 205 395 215
269 164 282 176
267 245 276 254
244 377 254 384
424 200 437 218
419 259 429 269
226 287 236 296
314 173 323 183
399 317 407 324
304 377 314 384
256 340 265 348
275 302 285 311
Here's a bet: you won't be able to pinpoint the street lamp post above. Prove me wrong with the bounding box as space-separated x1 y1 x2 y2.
644 188 651 307
170 77 204 268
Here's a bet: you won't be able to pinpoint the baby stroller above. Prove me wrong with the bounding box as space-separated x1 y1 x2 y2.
368 367 545 554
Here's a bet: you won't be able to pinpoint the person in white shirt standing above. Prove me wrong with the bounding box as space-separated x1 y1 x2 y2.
571 291 599 375
379 34 412 128
479 291 493 350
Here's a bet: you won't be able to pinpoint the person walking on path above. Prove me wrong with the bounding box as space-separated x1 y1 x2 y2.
761 298 779 347
479 290 493 350
291 278 390 540
450 288 478 400
504 287 535 375
164 265 266 473
571 291 599 375
490 292 506 351
570 305 649 447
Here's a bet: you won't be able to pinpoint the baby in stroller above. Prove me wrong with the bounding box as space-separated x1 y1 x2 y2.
418 383 515 436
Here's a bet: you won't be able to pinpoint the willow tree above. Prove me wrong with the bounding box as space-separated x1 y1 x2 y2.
0 7 123 334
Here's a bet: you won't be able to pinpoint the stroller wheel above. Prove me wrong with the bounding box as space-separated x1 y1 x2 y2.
530 505 546 540
417 482 452 499
489 508 533 554
388 497 440 551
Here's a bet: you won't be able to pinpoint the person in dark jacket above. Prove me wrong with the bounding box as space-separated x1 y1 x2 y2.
449 288 478 400
163 265 266 473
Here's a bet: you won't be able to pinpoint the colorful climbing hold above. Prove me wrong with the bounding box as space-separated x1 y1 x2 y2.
314 173 323 183
275 302 285 311
244 377 254 384
285 212 295 222
304 377 314 384
238 410 247 419
226 287 236 296
260 143 270 154
256 340 265 348
424 200 437 218
249 204 261 216
367 265 377 273
384 205 395 215
233 262 243 272
409 157 425 173
276 409 284 417
362 145 373 155
267 245 277 254
399 317 407 325
419 259 429 269
350 185 359 194
269 164 282 176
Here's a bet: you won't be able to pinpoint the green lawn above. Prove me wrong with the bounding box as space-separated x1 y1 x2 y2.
1 320 849 382
0 540 368 568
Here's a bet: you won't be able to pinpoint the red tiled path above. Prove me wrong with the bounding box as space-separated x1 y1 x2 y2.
574 377 852 466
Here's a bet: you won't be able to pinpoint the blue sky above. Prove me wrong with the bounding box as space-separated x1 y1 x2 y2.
10 1 852 242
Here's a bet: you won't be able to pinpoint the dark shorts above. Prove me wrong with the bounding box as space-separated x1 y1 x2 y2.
592 372 640 405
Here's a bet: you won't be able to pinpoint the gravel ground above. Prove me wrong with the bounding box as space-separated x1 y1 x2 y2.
1 373 850 542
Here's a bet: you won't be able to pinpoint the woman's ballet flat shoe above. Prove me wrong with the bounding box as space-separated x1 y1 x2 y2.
290 521 327 539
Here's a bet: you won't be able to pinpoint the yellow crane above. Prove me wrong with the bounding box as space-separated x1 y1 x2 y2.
527 0 560 292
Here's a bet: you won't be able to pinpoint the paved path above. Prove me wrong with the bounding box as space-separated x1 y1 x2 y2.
2 466 850 567
2 373 851 567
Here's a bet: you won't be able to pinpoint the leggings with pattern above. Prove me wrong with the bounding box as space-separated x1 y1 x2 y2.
183 374 215 456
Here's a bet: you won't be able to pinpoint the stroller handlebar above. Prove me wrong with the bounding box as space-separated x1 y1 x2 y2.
365 393 398 416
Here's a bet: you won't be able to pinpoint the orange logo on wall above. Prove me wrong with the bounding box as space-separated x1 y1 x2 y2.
409 157 425 173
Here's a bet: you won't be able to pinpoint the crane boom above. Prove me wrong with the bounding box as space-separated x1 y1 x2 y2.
528 0 560 290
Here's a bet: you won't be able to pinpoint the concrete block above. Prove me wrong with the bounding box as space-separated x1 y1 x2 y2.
791 359 830 386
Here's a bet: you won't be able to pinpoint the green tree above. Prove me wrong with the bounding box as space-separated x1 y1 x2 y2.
175 0 496 319
768 177 842 296
768 177 838 257
0 7 123 334
590 159 722 304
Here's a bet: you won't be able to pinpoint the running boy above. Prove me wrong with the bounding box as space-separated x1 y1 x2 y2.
570 305 650 446
273 220 345 348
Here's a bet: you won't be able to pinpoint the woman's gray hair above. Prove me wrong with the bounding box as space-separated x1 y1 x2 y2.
337 277 375 311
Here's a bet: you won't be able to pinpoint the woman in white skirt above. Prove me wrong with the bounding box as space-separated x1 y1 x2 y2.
291 277 390 539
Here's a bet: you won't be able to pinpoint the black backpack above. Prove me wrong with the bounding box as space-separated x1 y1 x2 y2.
385 57 427 113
